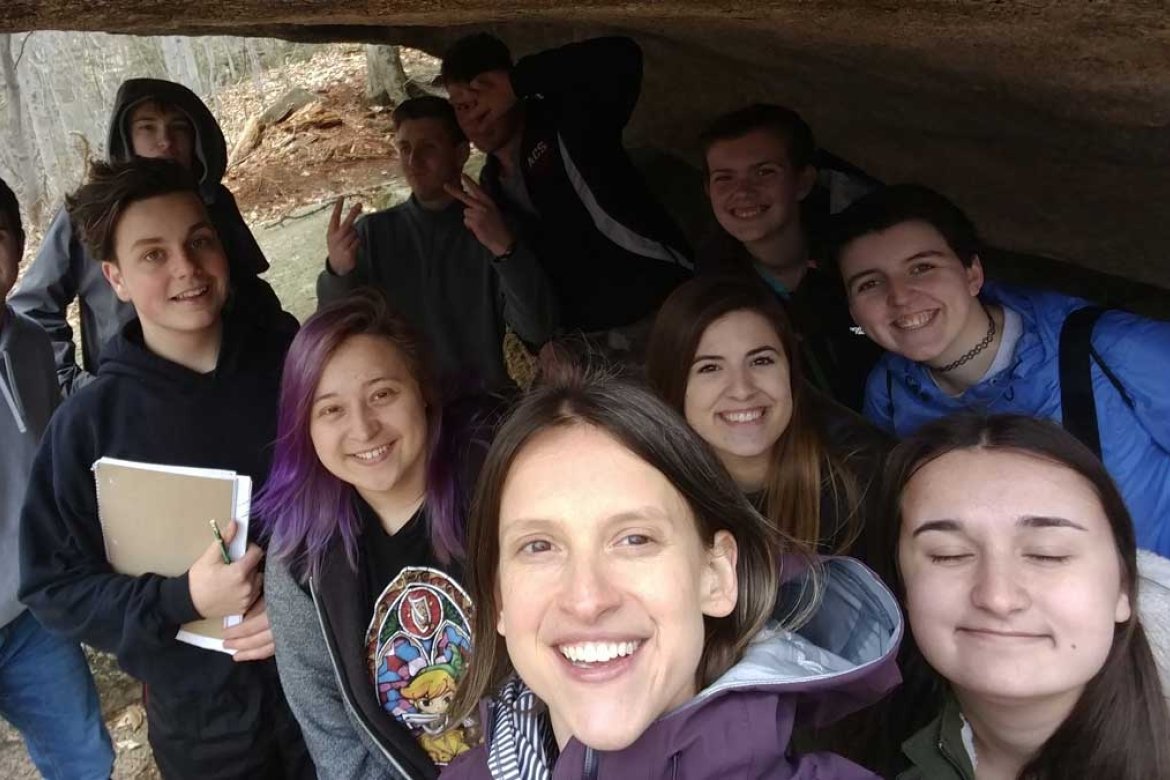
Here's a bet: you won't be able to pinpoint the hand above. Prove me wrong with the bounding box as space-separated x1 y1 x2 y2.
443 175 515 257
223 595 276 662
188 520 263 619
326 197 362 275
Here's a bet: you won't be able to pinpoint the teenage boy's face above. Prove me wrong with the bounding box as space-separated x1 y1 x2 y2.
447 72 520 154
705 129 816 247
102 192 228 340
0 211 23 300
394 117 470 203
129 101 195 172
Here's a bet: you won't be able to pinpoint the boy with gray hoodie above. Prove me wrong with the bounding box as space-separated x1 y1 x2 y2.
10 78 292 395
0 176 114 778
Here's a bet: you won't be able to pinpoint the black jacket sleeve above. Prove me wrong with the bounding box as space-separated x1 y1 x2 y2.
8 206 91 394
509 36 644 132
17 407 203 681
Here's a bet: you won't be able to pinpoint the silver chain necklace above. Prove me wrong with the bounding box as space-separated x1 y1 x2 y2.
935 304 997 373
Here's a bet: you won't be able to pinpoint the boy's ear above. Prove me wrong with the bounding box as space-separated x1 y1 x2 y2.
101 260 134 303
457 141 471 168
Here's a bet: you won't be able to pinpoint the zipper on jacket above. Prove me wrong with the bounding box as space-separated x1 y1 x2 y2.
309 577 415 779
582 747 599 780
937 737 974 780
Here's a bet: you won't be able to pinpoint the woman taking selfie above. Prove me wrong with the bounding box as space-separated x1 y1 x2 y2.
260 291 489 779
884 414 1170 779
442 371 901 778
646 275 888 556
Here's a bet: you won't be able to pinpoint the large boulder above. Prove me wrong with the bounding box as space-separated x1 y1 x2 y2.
3 1 1167 291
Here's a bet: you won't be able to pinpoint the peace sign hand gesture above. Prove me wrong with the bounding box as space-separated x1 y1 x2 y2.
444 175 516 258
326 197 363 275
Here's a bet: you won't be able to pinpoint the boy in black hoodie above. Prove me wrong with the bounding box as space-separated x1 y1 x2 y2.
18 159 313 779
10 78 292 395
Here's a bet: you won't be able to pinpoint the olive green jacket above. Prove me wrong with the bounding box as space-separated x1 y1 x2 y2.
898 696 976 780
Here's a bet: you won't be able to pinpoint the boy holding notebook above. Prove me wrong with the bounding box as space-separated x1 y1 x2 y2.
0 177 115 779
18 159 313 779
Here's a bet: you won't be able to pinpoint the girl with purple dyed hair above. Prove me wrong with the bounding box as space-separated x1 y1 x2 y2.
259 289 490 780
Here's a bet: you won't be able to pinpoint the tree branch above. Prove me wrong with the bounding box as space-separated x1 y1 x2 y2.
12 32 33 71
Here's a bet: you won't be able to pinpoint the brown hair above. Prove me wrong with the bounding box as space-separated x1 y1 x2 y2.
65 157 201 264
698 103 816 175
392 95 466 145
449 368 788 727
646 275 862 553
880 413 1170 779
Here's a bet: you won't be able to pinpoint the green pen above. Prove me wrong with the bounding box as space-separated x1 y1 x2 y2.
209 520 232 565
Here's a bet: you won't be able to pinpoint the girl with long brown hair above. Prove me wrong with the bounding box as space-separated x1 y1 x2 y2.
885 414 1170 779
646 274 888 556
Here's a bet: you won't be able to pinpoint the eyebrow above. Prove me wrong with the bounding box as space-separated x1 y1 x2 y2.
910 519 962 538
128 221 214 250
503 506 671 536
708 159 784 175
910 515 1089 538
1018 515 1088 531
692 345 779 364
843 249 949 289
313 375 400 403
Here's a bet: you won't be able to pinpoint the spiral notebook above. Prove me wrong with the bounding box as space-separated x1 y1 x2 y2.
92 457 251 654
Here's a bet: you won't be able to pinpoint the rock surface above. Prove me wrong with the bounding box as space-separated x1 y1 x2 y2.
2 1 1168 289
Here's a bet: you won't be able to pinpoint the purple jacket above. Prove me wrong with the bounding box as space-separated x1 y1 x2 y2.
443 557 902 779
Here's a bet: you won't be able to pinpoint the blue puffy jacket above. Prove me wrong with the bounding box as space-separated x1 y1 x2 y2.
863 282 1170 557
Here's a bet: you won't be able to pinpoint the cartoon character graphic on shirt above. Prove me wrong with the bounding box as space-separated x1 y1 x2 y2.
365 566 476 765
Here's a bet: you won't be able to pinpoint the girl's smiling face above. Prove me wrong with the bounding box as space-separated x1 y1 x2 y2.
840 220 986 367
683 309 792 486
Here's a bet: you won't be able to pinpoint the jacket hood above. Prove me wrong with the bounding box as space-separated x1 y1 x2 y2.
468 557 902 779
106 78 227 189
688 556 903 726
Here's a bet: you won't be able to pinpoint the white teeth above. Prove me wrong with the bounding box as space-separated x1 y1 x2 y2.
730 206 766 219
720 408 764 423
352 444 390 461
173 286 207 300
558 640 641 664
894 311 936 330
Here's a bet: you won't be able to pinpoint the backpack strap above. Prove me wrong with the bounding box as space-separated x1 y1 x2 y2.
1059 306 1121 457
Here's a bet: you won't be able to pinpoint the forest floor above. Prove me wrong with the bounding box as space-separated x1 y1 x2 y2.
0 44 437 779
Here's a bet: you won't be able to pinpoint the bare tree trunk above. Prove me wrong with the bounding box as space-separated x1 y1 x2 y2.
0 33 44 225
364 44 411 106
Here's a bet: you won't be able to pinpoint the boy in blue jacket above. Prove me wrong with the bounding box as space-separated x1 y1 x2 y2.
18 159 313 779
0 177 114 779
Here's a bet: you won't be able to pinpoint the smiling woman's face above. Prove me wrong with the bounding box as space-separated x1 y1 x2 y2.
898 447 1131 705
683 309 792 487
494 424 738 751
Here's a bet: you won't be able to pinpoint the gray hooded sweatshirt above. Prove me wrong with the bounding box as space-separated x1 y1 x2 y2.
0 305 59 627
9 78 284 396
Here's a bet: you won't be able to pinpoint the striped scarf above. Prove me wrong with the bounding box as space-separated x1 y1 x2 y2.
485 677 557 780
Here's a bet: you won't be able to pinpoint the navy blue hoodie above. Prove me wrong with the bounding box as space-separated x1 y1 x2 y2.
17 310 311 778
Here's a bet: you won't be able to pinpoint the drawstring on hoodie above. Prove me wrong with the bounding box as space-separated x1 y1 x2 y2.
0 350 28 433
